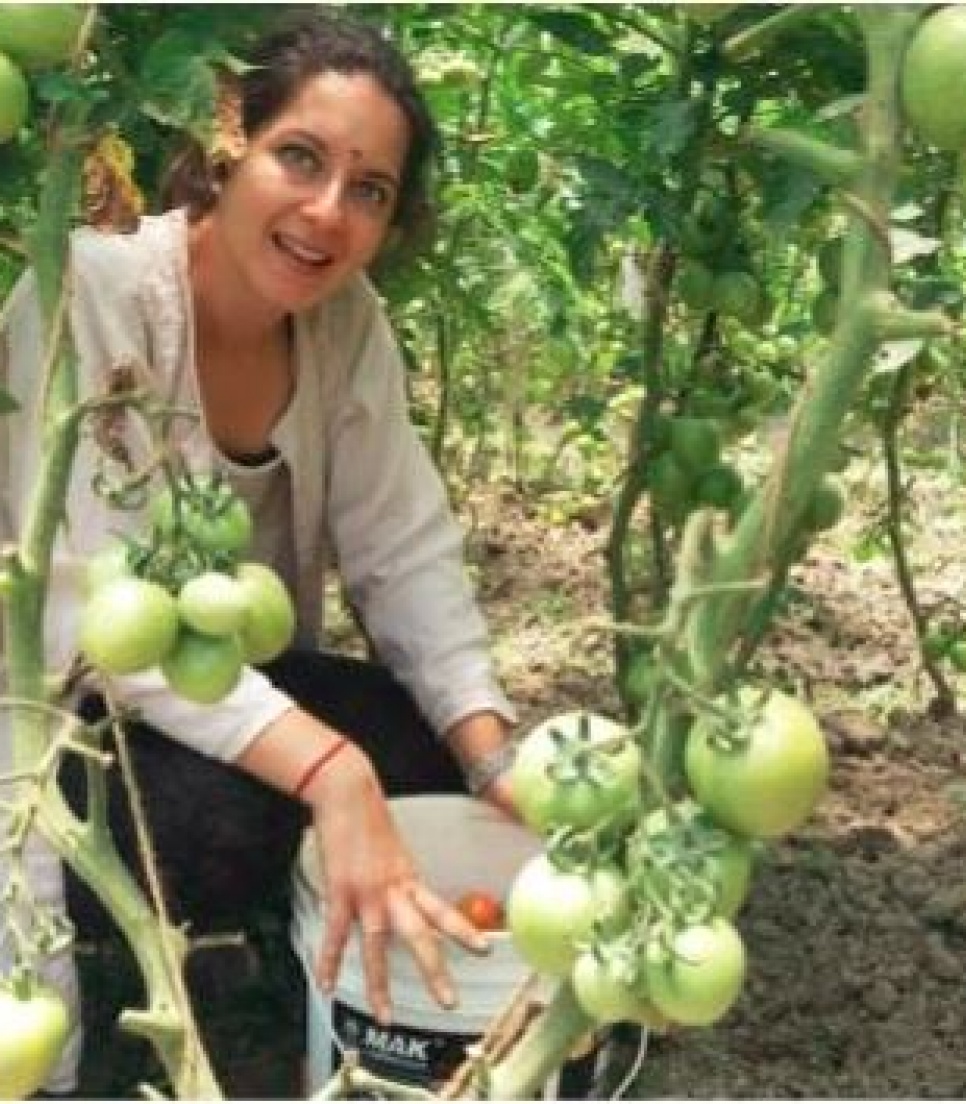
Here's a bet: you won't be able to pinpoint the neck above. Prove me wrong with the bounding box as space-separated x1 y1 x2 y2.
188 216 284 350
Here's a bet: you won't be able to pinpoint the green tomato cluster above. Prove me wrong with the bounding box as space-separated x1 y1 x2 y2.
0 4 84 142
504 686 828 1031
645 413 745 524
79 474 296 704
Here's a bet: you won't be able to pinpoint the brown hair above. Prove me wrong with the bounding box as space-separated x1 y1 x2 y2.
159 11 440 249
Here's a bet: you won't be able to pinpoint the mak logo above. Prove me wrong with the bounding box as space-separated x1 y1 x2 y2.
362 1026 432 1064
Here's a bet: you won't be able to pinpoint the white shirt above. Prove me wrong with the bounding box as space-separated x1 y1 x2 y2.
0 208 516 764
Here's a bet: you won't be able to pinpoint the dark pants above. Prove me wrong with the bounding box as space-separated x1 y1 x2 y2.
61 650 467 938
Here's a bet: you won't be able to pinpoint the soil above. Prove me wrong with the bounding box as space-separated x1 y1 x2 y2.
75 445 966 1099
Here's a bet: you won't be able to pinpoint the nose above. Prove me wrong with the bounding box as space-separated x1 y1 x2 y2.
300 174 347 227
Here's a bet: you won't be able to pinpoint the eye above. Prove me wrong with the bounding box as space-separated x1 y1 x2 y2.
276 142 322 178
349 178 393 210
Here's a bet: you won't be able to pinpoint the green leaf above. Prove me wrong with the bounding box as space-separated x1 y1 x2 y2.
526 9 613 55
138 31 218 142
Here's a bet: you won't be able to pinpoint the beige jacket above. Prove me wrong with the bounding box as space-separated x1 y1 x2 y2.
0 208 514 763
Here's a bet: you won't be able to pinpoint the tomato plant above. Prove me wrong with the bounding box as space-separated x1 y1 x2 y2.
176 571 249 638
79 577 179 675
161 628 244 705
455 890 504 931
0 980 70 1099
234 562 296 664
0 3 83 69
643 917 746 1027
151 475 253 560
509 711 642 833
0 50 27 142
685 689 829 840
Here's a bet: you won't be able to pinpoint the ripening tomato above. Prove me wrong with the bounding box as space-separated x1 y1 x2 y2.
79 577 179 675
685 688 829 840
509 712 642 834
506 854 598 977
176 571 249 637
234 562 296 664
643 918 746 1027
0 980 70 1099
455 891 504 931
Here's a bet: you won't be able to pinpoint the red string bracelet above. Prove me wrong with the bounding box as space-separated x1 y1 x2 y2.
293 738 349 800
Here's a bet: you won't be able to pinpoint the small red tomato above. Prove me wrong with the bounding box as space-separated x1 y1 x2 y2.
456 890 504 931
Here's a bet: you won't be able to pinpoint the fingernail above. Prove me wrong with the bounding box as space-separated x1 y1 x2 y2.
439 985 456 1008
473 934 491 954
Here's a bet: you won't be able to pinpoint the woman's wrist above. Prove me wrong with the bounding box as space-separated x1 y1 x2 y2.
444 711 517 796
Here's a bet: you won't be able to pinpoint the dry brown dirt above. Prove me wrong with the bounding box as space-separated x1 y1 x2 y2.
77 463 966 1099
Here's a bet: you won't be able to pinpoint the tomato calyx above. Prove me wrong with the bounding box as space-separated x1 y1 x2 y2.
540 713 636 789
694 687 770 755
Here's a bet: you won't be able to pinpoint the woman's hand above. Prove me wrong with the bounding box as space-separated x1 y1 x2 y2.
305 742 489 1024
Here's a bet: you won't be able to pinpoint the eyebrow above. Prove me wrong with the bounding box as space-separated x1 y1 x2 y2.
284 129 401 191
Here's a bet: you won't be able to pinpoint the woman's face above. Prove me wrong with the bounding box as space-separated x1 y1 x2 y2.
206 71 409 315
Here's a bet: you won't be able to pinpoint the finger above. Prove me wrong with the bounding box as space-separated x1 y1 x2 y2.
316 898 352 995
409 881 491 954
388 886 457 1011
359 917 392 1026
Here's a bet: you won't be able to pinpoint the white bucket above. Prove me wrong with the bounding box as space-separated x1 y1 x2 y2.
291 794 611 1097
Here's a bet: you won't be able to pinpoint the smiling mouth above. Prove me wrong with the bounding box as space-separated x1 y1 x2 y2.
273 232 333 269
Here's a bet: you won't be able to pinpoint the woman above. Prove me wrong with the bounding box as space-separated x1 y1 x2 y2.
0 11 518 1094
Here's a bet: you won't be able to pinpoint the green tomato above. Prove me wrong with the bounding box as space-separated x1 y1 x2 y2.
509 711 642 834
506 854 598 976
647 451 693 508
234 562 296 664
644 918 746 1027
675 259 715 312
0 5 84 69
806 476 846 532
0 981 70 1099
685 688 829 840
631 799 755 920
177 571 249 637
161 628 244 704
694 464 743 510
79 577 179 675
711 271 761 324
571 950 664 1027
0 51 27 142
669 417 720 474
151 475 253 559
901 6 966 151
